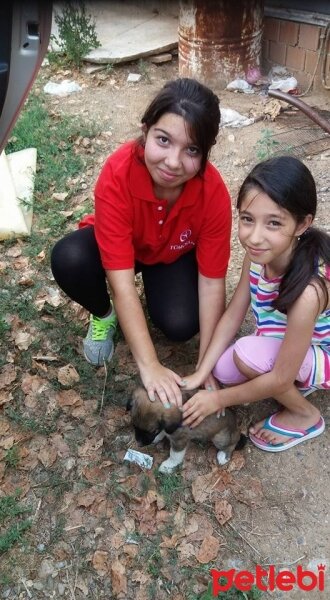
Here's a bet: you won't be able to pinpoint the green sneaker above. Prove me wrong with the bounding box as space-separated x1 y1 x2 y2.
83 310 117 366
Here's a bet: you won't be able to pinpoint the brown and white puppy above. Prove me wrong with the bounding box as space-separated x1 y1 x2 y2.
127 386 245 474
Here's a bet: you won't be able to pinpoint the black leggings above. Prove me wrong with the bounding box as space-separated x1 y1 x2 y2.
51 226 199 342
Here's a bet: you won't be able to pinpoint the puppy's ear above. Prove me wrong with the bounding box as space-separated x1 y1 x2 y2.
126 397 133 412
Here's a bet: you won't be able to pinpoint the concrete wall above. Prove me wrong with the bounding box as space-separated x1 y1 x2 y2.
263 17 330 91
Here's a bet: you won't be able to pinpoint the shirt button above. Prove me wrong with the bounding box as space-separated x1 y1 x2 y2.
158 219 163 225
158 206 163 211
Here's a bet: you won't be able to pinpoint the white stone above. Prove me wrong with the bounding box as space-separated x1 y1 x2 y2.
127 73 142 83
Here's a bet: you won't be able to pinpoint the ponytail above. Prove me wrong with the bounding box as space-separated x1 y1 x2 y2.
273 227 330 313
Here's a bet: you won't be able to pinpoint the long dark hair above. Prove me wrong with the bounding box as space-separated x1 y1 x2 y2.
140 78 220 173
237 155 330 312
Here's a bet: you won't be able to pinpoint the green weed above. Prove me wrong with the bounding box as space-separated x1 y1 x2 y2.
255 128 293 162
0 317 10 336
50 0 101 68
5 406 58 436
48 515 66 546
0 573 13 587
0 492 32 554
138 59 152 83
4 446 20 469
7 92 99 198
0 520 32 553
255 129 280 161
155 469 186 507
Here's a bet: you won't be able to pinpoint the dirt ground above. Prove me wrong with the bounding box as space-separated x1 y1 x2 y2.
1 55 329 599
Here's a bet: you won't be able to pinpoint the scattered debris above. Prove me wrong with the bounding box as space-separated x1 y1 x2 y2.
220 107 254 128
149 53 173 64
124 449 153 469
43 80 82 96
127 73 142 83
226 79 254 94
269 76 298 94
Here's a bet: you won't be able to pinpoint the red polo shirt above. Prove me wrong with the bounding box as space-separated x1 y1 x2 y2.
80 141 231 278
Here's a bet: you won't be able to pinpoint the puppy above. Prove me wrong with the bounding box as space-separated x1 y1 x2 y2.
127 386 245 474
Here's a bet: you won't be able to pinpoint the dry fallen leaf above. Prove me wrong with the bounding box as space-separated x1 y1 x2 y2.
226 451 246 472
77 438 104 458
38 445 58 468
191 468 232 503
177 540 196 560
36 250 46 262
13 330 34 350
0 364 17 389
0 435 15 450
0 391 13 407
52 192 69 201
56 389 82 407
18 276 35 287
13 256 29 270
0 260 8 273
231 476 264 507
186 514 214 542
196 535 220 563
21 374 47 395
0 419 10 436
214 499 233 525
111 559 127 596
6 244 22 257
92 550 109 577
57 364 80 386
76 489 98 508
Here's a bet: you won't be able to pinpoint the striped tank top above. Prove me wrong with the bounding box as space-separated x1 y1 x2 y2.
250 262 330 348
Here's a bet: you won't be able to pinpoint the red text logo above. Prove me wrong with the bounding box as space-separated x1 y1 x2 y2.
210 564 326 594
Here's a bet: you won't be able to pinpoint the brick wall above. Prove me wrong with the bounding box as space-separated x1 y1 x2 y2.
263 17 330 91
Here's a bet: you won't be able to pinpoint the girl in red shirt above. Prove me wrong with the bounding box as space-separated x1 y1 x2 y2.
51 78 231 407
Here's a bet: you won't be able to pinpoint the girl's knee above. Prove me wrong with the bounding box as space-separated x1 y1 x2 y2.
213 345 248 385
233 348 259 379
234 335 281 376
153 312 198 342
51 234 87 275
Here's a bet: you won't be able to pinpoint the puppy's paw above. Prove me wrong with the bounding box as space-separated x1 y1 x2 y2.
217 450 230 466
153 431 166 444
158 459 175 474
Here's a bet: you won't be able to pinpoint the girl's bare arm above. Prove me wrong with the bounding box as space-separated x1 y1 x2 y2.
183 281 324 425
183 255 251 388
107 269 183 407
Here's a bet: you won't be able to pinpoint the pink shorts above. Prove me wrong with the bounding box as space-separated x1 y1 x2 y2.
212 335 325 392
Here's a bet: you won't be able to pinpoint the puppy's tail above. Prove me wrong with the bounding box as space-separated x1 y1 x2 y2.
235 433 248 450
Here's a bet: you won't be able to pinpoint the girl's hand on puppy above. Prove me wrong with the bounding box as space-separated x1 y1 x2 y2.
182 390 223 428
180 371 204 390
202 372 220 392
140 362 183 408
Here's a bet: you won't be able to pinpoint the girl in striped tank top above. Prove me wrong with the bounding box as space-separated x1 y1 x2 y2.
182 156 330 452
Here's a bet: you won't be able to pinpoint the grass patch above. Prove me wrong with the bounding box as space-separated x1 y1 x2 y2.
4 446 20 469
5 91 101 239
155 469 186 507
0 492 32 554
5 406 58 436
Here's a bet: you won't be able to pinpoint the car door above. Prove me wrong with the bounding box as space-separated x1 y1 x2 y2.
0 0 52 153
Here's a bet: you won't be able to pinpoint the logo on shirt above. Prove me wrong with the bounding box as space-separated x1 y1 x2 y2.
170 228 195 251
180 229 192 242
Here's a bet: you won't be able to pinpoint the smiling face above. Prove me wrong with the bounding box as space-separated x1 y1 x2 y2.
238 188 311 276
143 112 202 201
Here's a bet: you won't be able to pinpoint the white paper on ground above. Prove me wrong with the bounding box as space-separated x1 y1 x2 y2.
124 449 153 469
